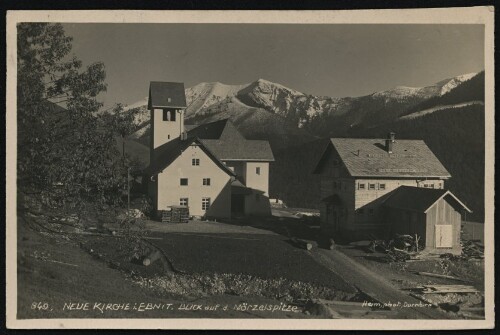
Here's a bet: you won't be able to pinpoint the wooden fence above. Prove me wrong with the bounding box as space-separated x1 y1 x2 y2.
462 221 484 243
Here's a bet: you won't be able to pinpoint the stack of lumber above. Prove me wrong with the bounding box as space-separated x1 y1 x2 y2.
161 206 189 223
461 240 484 259
412 271 472 282
290 237 313 250
413 284 478 294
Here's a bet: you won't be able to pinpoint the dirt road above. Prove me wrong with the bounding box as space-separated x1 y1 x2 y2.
311 248 452 319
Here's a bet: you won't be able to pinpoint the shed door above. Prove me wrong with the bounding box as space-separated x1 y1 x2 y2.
435 225 453 248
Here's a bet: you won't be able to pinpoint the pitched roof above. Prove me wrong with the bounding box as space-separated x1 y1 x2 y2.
200 139 274 161
148 82 187 109
383 186 472 213
187 119 274 161
314 138 451 178
231 179 253 195
144 137 235 177
187 119 231 139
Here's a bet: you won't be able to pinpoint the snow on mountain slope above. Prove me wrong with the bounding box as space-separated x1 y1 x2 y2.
123 97 150 131
400 101 484 120
125 97 148 110
372 85 440 101
372 73 478 103
185 81 250 117
437 72 477 95
123 71 481 140
238 79 306 117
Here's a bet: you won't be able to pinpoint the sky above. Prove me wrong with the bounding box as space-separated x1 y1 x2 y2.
62 23 485 109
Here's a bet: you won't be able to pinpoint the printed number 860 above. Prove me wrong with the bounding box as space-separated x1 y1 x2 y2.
31 302 50 310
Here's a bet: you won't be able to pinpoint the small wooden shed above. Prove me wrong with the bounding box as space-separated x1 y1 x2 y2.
383 186 472 255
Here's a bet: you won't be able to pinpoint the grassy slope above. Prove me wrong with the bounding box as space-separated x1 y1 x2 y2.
16 220 307 319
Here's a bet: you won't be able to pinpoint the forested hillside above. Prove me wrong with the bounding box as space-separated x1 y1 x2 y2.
269 104 485 222
400 72 485 117
269 138 327 208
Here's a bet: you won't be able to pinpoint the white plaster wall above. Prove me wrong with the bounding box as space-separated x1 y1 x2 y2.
151 108 184 149
156 144 232 218
244 190 272 216
245 162 269 195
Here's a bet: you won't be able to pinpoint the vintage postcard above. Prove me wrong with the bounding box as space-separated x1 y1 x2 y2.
6 8 495 330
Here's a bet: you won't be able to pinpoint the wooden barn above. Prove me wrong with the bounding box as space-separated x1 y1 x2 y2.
383 186 472 255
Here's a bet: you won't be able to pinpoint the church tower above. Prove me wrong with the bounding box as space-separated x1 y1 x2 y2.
148 81 187 163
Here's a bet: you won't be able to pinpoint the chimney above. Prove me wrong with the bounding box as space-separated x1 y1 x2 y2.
385 132 396 153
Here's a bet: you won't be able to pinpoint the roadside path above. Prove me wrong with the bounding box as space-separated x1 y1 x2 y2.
311 248 452 319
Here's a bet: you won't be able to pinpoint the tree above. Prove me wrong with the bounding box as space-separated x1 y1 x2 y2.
17 23 124 216
101 104 138 164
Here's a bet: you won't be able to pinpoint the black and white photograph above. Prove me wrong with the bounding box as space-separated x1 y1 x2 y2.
6 8 495 330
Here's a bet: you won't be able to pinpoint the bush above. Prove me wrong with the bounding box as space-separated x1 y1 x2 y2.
119 215 149 260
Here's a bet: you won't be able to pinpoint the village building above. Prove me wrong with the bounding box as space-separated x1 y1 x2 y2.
313 133 471 254
145 81 274 219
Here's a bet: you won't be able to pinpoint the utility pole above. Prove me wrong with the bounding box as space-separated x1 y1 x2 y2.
127 166 131 212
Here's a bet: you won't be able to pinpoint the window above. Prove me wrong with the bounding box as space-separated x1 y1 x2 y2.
357 208 364 215
192 158 200 166
180 198 188 206
203 178 211 186
358 183 366 190
368 208 375 215
256 167 261 175
180 178 188 186
202 197 211 211
379 184 386 190
163 110 176 121
368 183 376 190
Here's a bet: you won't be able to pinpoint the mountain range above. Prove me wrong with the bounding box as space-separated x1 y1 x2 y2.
124 72 478 146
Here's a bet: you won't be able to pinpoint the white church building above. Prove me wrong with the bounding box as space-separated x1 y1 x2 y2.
144 81 274 219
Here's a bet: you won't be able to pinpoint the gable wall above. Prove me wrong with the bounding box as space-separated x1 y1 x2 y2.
156 144 231 218
425 197 462 254
317 145 351 178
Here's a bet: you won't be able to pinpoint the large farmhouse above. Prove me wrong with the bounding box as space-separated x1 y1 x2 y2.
145 81 274 219
313 133 471 255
